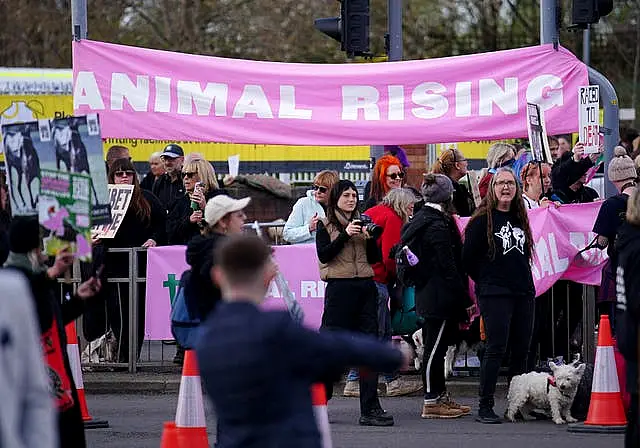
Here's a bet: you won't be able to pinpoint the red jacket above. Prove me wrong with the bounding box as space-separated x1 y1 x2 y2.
364 204 403 284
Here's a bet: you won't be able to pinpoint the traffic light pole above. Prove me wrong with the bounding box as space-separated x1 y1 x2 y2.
540 0 618 198
387 0 403 62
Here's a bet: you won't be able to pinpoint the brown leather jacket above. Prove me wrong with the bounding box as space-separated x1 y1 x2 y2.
316 211 375 281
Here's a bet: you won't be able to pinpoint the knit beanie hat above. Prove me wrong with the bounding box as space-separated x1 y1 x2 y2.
608 146 637 183
421 173 454 204
8 216 41 254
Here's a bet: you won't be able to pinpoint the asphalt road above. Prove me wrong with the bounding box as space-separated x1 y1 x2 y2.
85 393 623 448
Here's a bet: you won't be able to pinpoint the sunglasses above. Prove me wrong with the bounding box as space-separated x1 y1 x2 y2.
386 172 405 180
114 170 135 177
182 171 196 179
312 184 328 193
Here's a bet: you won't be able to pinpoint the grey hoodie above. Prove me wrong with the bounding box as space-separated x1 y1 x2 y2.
0 270 56 448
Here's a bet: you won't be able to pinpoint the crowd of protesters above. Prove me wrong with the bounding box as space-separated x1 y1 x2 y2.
3 128 640 445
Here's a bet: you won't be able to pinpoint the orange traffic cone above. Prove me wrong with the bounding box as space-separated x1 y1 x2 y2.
568 315 626 434
311 383 332 448
65 321 109 429
159 421 179 448
175 350 208 448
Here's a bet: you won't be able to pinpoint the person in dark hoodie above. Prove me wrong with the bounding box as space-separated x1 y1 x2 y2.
4 216 102 448
550 142 600 204
402 174 472 419
463 167 535 424
185 194 250 323
615 188 640 448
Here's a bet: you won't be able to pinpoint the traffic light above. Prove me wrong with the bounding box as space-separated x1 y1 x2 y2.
314 0 370 57
571 0 613 27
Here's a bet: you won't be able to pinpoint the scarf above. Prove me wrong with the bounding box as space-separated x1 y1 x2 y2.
3 251 46 275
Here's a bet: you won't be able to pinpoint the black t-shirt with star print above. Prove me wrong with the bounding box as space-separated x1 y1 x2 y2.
462 209 535 298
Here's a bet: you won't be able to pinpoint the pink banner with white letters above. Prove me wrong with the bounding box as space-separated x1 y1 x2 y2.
145 203 606 340
73 40 587 145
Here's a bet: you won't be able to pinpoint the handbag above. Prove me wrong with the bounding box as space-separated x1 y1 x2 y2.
390 286 422 336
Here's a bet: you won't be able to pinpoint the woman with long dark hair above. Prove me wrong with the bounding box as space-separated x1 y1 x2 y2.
463 167 535 424
316 180 391 426
98 158 166 363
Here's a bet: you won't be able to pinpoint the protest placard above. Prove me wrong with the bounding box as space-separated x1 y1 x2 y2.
578 85 600 154
91 184 133 239
39 169 92 259
526 102 552 163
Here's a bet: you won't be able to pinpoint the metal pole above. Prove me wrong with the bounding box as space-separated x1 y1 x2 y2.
387 0 403 62
588 67 620 198
71 0 88 40
540 0 557 46
582 26 591 66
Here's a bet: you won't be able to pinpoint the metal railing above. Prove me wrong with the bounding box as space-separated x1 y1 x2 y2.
61 242 599 374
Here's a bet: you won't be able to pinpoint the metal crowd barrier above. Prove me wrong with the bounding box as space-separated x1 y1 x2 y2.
59 235 598 375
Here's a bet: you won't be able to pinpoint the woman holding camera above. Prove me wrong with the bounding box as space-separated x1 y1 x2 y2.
316 180 392 427
463 168 535 424
167 155 224 245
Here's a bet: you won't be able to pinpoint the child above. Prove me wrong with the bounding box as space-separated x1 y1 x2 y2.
196 235 409 448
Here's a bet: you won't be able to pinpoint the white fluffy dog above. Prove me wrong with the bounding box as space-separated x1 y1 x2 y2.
506 360 586 425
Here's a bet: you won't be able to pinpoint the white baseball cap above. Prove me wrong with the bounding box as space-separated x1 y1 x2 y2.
204 195 251 227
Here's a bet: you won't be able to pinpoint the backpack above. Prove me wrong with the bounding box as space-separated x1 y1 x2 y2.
391 220 427 288
170 270 201 349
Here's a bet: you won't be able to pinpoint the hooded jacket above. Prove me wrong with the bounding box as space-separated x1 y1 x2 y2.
364 203 403 284
615 221 640 395
401 205 471 322
283 190 326 245
185 232 226 320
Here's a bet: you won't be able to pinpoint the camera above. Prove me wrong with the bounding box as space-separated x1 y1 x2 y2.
355 214 382 239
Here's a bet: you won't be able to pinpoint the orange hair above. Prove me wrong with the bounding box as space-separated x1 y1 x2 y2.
370 154 403 203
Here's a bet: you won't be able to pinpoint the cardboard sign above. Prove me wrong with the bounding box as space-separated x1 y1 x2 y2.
526 102 552 163
578 85 600 154
91 184 133 239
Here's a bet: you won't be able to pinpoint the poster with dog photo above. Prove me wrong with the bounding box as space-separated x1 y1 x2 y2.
1 121 43 216
39 168 93 261
48 114 110 225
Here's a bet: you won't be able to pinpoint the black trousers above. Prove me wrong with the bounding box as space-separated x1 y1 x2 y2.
478 294 534 409
321 278 381 415
421 318 452 400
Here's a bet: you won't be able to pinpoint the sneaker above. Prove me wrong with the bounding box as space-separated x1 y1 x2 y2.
476 407 502 424
421 401 465 419
442 393 472 415
173 346 184 366
360 409 394 426
342 380 359 397
385 378 422 397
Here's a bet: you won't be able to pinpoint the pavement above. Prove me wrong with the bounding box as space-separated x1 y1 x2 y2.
84 394 623 448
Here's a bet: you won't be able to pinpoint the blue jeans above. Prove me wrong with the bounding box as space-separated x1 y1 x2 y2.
347 282 397 383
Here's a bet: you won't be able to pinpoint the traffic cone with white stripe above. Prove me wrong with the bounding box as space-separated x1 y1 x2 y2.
568 315 626 433
311 383 332 448
159 421 179 448
65 321 109 429
175 350 208 448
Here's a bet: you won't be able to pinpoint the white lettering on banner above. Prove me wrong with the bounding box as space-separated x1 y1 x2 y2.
548 233 569 272
455 82 472 117
232 85 274 118
76 70 568 121
300 281 327 298
531 232 592 281
387 85 405 120
526 75 564 111
73 71 105 110
266 280 283 298
110 73 149 112
177 81 228 116
341 86 380 121
278 85 313 120
569 231 607 265
154 77 171 113
411 82 448 119
479 78 518 116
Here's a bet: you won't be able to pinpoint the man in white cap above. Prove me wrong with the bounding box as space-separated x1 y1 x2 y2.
153 143 185 211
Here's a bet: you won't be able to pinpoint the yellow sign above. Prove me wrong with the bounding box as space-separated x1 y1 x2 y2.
0 94 369 163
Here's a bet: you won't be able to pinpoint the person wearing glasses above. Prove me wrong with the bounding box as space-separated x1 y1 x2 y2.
152 143 186 211
96 158 167 364
166 154 224 245
462 168 535 424
283 170 338 245
431 148 475 217
363 155 405 211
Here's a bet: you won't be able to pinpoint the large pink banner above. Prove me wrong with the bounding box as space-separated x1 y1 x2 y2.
73 40 587 145
145 203 606 340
